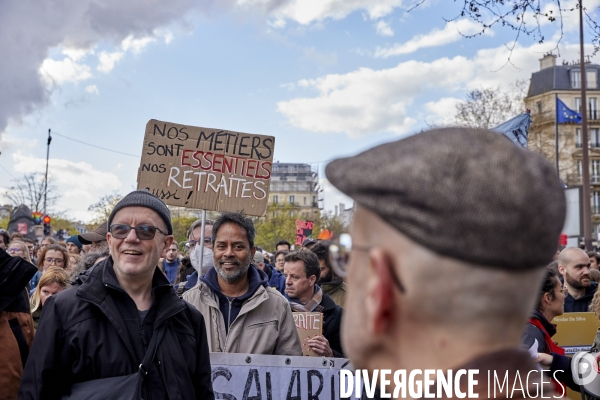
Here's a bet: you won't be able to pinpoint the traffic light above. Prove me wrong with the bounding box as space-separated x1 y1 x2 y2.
43 215 51 236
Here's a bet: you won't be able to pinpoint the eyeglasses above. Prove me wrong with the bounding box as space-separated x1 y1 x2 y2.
8 247 23 253
186 238 212 248
44 257 65 265
109 224 167 240
275 259 286 264
560 287 569 296
329 233 405 293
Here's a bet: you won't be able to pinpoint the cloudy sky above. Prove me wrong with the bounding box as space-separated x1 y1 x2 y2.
0 0 599 222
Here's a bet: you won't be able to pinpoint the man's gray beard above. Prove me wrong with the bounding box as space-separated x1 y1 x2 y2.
566 271 590 289
215 259 251 284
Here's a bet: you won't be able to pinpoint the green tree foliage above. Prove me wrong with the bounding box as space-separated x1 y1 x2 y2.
171 215 198 248
252 203 347 252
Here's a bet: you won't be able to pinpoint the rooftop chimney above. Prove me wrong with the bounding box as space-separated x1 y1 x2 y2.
540 53 557 70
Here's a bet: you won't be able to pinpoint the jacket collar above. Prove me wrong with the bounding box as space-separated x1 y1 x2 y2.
76 257 187 359
530 309 557 337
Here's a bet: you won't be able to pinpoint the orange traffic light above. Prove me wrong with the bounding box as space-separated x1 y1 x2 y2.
43 215 51 224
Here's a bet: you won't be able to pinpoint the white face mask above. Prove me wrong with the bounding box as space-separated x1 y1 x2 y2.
190 245 214 276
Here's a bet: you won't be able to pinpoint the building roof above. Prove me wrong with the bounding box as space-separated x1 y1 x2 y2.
527 63 600 97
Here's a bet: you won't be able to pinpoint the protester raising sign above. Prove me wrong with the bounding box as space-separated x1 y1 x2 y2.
293 312 323 357
137 120 275 216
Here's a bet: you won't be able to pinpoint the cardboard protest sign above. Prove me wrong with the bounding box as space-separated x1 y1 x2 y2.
137 119 275 216
293 312 323 356
295 220 314 246
552 312 600 354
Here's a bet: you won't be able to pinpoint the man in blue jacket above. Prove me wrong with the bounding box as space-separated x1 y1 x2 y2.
253 250 285 294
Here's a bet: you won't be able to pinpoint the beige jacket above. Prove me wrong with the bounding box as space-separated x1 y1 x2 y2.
183 281 302 356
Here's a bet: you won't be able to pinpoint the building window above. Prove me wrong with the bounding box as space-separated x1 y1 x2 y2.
592 128 600 148
289 195 295 204
590 98 598 120
575 97 582 112
536 101 542 113
273 195 278 204
572 70 581 89
593 191 600 214
303 197 306 205
593 160 600 183
576 128 582 148
588 70 598 89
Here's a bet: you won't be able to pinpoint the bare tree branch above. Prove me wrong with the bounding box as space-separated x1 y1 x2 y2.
4 173 60 212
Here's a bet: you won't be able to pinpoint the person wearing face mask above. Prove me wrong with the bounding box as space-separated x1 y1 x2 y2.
174 219 215 295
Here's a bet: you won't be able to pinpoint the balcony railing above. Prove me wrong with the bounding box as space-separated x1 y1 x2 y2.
590 110 600 121
575 141 600 148
594 206 600 215
566 174 600 185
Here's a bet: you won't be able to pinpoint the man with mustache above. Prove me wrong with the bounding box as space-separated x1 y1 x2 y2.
184 212 302 355
558 247 597 312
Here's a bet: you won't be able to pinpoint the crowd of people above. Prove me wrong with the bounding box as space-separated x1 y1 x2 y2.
1 126 599 399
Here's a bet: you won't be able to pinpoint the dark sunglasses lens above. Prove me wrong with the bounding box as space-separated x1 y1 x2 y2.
135 226 156 240
111 225 131 238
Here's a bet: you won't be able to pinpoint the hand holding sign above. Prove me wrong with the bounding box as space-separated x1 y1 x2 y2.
307 335 333 357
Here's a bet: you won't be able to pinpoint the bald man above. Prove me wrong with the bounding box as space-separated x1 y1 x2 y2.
557 247 597 312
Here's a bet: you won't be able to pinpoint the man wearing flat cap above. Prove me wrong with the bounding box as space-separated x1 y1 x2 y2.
20 190 214 399
326 127 566 397
78 221 108 252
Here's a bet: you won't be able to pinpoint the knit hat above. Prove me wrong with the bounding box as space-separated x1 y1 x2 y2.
65 235 82 250
108 190 173 234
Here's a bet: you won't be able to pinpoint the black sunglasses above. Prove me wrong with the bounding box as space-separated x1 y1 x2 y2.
109 224 167 240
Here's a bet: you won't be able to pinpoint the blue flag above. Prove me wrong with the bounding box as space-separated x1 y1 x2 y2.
557 97 582 124
492 112 531 147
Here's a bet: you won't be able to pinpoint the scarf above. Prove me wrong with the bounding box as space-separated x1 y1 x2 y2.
288 285 324 312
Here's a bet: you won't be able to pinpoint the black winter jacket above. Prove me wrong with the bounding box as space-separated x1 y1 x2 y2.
564 282 598 313
320 292 344 358
18 257 214 400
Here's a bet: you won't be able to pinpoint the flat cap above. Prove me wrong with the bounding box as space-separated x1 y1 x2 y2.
326 127 566 270
108 190 173 235
78 222 108 245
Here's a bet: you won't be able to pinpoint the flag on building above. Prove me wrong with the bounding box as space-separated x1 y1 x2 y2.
492 112 531 148
556 97 582 124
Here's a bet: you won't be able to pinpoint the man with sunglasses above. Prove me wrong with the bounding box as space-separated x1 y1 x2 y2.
325 127 567 397
20 190 214 399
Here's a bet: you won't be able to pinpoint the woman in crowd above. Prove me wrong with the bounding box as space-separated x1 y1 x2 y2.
7 240 32 263
30 244 70 295
29 266 71 330
522 268 578 394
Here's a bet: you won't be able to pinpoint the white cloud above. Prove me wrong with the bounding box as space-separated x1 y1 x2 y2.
0 0 210 137
238 0 407 25
375 20 394 36
278 40 599 138
122 35 156 54
97 51 124 73
85 84 99 95
280 82 296 90
40 57 92 85
374 19 491 57
62 47 94 61
277 57 474 137
424 97 461 125
11 153 122 221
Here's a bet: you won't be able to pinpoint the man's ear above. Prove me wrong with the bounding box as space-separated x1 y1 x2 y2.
558 264 566 275
367 248 397 335
163 235 174 253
